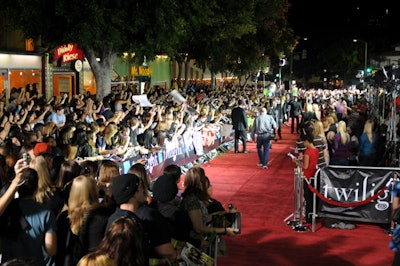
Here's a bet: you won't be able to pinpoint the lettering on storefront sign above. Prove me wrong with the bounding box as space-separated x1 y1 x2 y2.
55 43 74 57
63 53 78 62
53 43 84 65
130 66 152 76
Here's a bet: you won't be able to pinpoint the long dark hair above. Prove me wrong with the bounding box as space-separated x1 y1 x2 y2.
18 168 39 198
97 216 145 266
56 160 83 189
182 166 210 201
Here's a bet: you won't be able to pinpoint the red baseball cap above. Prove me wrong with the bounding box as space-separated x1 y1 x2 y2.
34 142 52 156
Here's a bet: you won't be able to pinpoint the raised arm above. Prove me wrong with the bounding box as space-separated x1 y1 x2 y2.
0 158 28 216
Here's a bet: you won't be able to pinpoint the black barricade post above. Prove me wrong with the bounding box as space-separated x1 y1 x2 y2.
386 173 399 235
311 169 321 232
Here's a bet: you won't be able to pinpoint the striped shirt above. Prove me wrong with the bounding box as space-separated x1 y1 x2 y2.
313 136 327 168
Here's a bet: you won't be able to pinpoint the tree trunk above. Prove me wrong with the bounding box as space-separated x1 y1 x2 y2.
184 59 190 90
242 74 251 89
84 47 117 101
211 72 216 90
176 57 183 88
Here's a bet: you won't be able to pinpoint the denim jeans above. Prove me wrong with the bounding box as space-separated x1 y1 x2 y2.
256 134 271 166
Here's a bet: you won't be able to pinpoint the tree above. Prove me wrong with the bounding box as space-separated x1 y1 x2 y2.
1 0 181 100
165 0 296 89
1 0 295 98
224 0 296 81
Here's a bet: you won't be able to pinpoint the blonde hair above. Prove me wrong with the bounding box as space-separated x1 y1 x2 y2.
87 130 97 154
324 116 335 130
68 175 99 234
329 113 338 123
312 103 321 120
33 155 56 203
103 123 118 146
313 120 327 143
77 252 116 266
305 103 313 113
336 120 349 144
363 119 374 143
42 121 56 137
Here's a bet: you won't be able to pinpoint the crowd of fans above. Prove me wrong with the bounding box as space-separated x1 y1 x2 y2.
292 85 396 168
0 81 397 265
289 84 398 229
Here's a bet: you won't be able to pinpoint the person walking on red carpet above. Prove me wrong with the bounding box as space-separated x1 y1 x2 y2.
250 107 277 169
289 96 302 134
231 99 248 153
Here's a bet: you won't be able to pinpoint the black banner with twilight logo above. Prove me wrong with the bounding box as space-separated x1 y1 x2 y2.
318 166 400 224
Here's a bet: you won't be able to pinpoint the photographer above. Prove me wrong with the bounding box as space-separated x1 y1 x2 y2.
0 158 27 216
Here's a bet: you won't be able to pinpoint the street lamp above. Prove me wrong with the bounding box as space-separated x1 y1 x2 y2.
289 38 307 84
278 58 286 89
353 39 368 74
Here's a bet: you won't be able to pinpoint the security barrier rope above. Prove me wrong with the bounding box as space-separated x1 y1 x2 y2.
305 178 393 208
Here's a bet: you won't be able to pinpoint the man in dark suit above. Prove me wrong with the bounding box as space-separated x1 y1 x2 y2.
231 99 248 153
289 97 302 134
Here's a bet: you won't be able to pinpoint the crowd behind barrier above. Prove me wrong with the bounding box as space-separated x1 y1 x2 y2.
1 83 398 205
0 82 398 174
284 84 400 233
0 81 399 265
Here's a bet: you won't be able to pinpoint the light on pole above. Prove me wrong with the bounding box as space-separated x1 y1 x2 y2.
364 42 368 74
279 67 282 88
279 58 286 89
353 39 368 74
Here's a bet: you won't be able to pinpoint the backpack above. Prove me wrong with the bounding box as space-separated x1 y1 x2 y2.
63 228 84 266
55 211 85 266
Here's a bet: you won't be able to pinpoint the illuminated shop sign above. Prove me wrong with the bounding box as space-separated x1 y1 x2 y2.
52 43 84 65
130 66 152 76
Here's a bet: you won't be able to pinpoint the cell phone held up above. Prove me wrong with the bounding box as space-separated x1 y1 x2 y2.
23 152 31 166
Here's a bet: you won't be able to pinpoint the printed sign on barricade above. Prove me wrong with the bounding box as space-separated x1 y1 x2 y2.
318 166 400 224
118 127 231 180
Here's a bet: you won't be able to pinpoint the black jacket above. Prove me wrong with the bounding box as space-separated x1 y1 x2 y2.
290 100 303 117
55 205 113 266
231 106 248 131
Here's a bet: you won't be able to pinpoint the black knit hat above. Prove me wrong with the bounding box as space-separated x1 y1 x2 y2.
111 173 140 205
152 174 178 202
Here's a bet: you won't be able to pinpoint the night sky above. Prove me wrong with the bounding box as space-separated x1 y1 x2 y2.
287 1 398 46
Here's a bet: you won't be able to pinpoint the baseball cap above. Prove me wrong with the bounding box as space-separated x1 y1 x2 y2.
152 174 178 203
34 142 52 156
111 173 140 205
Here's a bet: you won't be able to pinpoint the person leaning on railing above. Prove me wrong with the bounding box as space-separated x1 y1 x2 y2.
180 166 239 251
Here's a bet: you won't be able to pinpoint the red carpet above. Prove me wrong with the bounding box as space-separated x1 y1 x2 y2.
201 125 394 266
